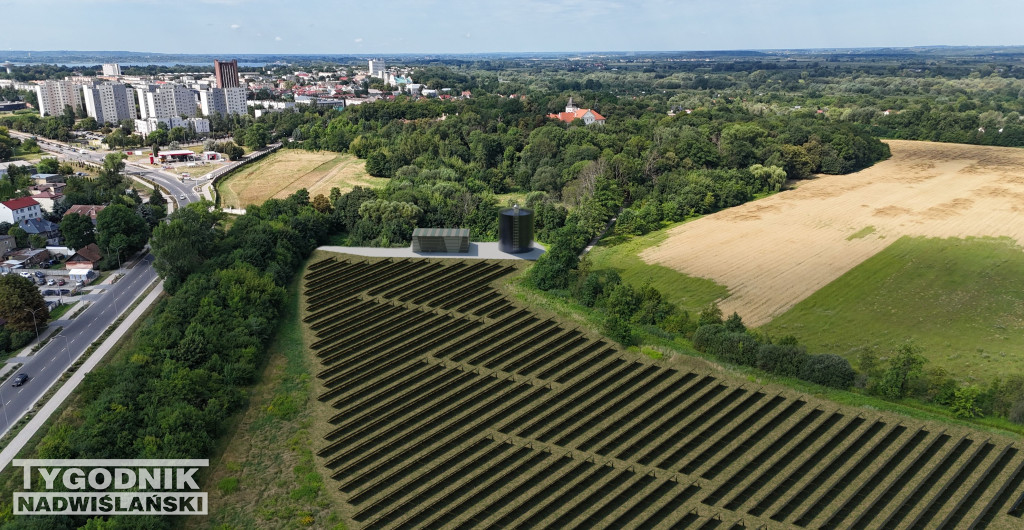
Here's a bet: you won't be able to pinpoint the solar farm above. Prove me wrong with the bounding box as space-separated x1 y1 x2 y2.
302 253 1024 529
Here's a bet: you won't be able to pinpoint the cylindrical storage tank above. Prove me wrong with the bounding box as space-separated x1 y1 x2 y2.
498 207 534 253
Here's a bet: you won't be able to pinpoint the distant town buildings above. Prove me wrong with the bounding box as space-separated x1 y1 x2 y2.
200 86 247 117
101 63 121 76
35 79 87 117
369 59 385 77
82 83 137 124
547 96 606 125
214 59 240 88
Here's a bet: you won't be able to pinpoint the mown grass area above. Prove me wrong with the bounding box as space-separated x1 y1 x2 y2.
587 222 730 315
47 302 77 321
198 267 346 530
763 236 1024 383
216 150 386 210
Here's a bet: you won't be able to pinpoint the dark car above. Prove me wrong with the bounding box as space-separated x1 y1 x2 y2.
36 278 46 286
34 271 45 278
43 289 55 296
11 373 28 387
59 289 71 295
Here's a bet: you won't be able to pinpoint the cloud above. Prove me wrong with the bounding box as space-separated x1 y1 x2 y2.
230 24 241 29
354 37 364 43
275 36 282 41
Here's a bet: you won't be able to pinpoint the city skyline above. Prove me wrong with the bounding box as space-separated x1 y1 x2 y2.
0 0 1022 55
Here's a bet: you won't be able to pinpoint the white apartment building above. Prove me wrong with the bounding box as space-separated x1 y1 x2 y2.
82 83 137 124
369 59 386 77
102 63 121 76
200 86 247 117
0 197 42 224
134 116 210 137
136 84 198 120
35 79 86 117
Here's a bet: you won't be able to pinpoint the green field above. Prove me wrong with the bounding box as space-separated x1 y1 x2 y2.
763 236 1024 382
588 224 729 315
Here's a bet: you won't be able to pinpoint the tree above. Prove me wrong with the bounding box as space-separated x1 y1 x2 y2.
951 385 983 418
36 157 60 174
150 202 223 290
95 203 150 268
244 123 268 150
7 225 28 248
28 234 46 249
877 343 927 399
60 212 96 250
801 354 856 389
0 275 49 332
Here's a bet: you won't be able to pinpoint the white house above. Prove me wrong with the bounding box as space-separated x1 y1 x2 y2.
0 197 42 224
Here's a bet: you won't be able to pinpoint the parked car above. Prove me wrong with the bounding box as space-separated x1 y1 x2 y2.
34 271 45 278
43 289 55 296
47 279 56 285
57 279 66 286
36 278 46 286
11 373 28 387
60 289 71 295
19 272 31 278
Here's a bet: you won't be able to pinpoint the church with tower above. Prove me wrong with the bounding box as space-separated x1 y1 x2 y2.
547 97 606 125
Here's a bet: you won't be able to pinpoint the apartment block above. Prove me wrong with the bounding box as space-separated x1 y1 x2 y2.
82 83 137 124
136 84 197 119
200 86 247 116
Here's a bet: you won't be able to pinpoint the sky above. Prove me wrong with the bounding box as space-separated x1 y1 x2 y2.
1 0 1023 55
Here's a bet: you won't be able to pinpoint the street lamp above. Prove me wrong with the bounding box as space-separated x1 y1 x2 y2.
23 306 46 342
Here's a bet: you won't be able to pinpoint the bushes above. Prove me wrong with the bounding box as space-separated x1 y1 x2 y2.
801 354 857 389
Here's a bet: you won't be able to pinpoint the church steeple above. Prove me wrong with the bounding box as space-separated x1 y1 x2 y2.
565 96 578 113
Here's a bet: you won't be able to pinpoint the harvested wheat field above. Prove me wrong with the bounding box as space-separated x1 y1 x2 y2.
216 150 387 209
641 140 1024 326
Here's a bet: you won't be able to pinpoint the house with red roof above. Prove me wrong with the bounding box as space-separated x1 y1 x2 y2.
547 97 605 126
0 197 42 224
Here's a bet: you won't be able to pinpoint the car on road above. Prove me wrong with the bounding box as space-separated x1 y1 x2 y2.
11 373 28 387
179 194 186 200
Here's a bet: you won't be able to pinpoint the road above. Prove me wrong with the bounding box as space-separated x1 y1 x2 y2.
8 131 201 206
0 254 158 436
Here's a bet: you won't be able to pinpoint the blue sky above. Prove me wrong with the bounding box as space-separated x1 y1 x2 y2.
1 0 1022 54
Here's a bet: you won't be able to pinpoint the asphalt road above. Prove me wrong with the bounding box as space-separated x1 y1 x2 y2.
0 254 158 435
10 132 201 206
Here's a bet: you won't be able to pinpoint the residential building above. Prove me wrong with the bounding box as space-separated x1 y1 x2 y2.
35 79 85 117
64 204 106 224
546 96 606 126
200 86 247 116
369 59 386 77
17 218 61 245
27 191 62 212
81 83 138 124
214 59 240 88
137 84 197 119
0 197 42 224
102 63 121 76
134 116 210 137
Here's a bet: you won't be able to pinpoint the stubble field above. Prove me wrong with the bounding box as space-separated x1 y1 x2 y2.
641 140 1024 327
217 150 387 209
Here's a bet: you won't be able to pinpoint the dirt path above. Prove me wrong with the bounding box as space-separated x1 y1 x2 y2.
640 140 1024 325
